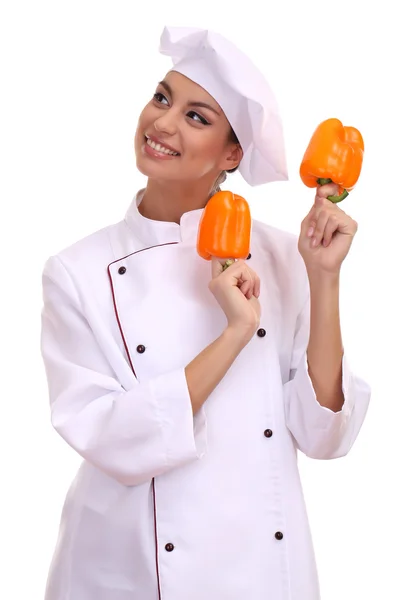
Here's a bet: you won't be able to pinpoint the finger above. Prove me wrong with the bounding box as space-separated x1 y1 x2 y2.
322 215 339 246
301 201 321 238
229 260 253 283
312 209 330 247
238 265 255 293
317 182 340 199
240 279 253 299
305 217 318 239
234 263 257 299
242 270 260 299
301 203 317 227
223 261 260 301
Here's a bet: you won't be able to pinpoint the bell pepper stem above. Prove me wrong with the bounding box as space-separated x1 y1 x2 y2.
316 178 349 203
222 259 234 271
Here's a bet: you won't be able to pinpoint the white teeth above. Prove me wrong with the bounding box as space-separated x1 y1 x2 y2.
146 137 178 156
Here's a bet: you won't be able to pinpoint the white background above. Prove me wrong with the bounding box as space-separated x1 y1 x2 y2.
1 1 398 598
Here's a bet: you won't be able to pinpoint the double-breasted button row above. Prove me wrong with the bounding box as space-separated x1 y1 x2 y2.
118 252 280 549
118 254 252 274
118 264 146 355
135 333 265 356
165 535 282 552
119 257 252 274
256 325 271 439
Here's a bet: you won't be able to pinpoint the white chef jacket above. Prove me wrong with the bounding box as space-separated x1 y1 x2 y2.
41 189 370 600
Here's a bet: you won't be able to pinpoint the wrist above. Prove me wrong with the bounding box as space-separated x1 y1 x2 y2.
306 267 340 289
223 324 256 350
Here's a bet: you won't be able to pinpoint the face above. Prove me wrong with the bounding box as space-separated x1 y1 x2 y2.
134 71 242 184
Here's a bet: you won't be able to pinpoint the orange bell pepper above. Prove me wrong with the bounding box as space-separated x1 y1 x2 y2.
300 118 364 203
197 191 251 266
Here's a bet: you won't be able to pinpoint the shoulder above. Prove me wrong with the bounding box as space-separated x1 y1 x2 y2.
251 217 302 266
42 219 126 286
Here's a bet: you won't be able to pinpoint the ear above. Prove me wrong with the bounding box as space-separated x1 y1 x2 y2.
221 144 243 172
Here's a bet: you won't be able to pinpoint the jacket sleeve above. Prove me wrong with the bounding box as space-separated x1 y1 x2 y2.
283 292 370 459
40 255 207 486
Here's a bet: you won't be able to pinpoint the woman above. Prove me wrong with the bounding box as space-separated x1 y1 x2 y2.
41 26 370 600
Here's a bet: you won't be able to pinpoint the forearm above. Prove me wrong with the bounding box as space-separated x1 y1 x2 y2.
185 327 248 414
306 270 344 412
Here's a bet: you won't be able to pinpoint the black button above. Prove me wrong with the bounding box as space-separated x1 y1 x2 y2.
165 543 174 552
264 429 273 438
118 266 126 275
257 328 266 337
247 253 252 260
275 531 283 541
136 345 146 354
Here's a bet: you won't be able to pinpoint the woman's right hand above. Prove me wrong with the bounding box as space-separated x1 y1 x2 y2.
208 257 261 344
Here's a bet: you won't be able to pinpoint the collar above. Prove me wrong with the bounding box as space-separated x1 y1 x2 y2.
124 189 204 247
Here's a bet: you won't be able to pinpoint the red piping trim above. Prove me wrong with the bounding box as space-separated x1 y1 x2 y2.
152 478 162 599
107 266 137 376
108 241 178 267
106 242 178 379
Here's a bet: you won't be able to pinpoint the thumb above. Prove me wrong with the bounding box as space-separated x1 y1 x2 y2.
317 182 340 199
211 256 224 278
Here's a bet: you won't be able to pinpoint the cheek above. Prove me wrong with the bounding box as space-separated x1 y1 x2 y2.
134 113 144 142
134 106 154 153
184 130 225 164
135 104 153 133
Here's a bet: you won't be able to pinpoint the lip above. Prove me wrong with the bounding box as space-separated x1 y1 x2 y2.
145 134 180 155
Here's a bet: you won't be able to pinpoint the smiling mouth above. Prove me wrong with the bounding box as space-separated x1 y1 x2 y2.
144 135 180 156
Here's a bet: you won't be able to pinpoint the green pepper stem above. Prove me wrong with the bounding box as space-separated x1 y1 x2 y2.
316 178 349 203
327 190 349 203
222 259 234 271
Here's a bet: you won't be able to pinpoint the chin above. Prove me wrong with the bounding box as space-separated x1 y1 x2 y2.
135 149 185 181
136 161 185 185
135 156 168 179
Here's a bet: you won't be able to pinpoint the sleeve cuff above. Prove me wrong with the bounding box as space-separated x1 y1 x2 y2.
150 367 208 467
294 352 355 425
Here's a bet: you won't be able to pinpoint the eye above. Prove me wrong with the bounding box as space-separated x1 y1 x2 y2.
187 111 210 126
153 92 169 105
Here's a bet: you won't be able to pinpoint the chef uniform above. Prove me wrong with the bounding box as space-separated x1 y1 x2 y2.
41 27 370 600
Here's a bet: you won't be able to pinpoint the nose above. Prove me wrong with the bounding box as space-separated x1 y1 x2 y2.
154 109 178 136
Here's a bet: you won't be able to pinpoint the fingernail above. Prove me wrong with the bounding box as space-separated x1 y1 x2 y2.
307 227 314 237
312 237 318 247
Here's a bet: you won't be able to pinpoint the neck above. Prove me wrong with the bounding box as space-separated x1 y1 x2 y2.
138 177 217 223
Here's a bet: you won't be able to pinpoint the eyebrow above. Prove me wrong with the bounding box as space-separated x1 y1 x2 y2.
158 80 221 116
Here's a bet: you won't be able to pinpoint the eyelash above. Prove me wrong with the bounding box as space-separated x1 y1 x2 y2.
153 92 210 126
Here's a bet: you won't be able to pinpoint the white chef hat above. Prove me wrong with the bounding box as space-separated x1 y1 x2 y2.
159 26 288 187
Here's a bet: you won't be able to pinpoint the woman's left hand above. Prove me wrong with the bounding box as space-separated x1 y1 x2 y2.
298 183 358 274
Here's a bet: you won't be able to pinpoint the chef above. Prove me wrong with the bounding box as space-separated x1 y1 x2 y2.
41 26 371 600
